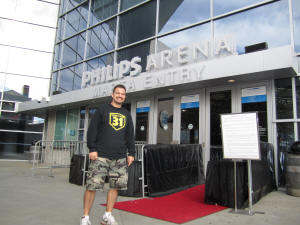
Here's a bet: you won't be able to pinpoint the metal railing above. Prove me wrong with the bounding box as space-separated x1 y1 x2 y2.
31 140 88 176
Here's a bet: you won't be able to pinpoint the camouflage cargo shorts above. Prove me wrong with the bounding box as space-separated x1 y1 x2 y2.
86 157 128 191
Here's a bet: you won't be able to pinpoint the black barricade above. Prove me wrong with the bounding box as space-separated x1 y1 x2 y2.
144 144 205 197
69 154 89 186
119 161 143 197
205 142 276 208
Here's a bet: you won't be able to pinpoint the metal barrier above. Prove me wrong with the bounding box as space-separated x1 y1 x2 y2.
32 140 88 177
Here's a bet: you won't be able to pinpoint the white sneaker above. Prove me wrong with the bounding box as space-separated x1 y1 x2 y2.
100 214 118 225
80 216 91 225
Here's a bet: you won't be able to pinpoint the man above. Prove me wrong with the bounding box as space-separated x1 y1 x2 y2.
80 84 135 225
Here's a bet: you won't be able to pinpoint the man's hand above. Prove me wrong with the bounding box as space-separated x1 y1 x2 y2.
127 156 134 166
89 152 98 160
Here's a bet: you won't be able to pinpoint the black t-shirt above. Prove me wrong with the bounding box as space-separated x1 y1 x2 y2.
87 103 135 159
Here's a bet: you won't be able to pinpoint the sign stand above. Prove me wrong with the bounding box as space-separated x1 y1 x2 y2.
221 112 265 216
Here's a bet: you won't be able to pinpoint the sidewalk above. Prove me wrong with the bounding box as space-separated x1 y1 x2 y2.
0 161 299 225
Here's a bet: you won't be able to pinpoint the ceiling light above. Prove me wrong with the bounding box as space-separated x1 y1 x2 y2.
227 79 235 83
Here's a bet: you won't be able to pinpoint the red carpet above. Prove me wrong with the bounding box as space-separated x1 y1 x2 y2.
101 185 227 224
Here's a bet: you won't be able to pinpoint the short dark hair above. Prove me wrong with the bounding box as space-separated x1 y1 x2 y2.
113 84 126 93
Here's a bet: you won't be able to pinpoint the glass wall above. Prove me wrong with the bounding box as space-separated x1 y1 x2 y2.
51 0 293 93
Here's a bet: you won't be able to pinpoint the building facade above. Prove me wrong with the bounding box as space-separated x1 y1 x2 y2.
18 0 300 184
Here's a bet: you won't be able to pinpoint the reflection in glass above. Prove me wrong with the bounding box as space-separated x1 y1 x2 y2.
87 19 116 59
159 0 210 34
181 108 199 144
64 2 89 38
66 109 79 141
51 72 57 94
117 40 155 72
214 1 290 54
54 110 67 140
157 23 210 51
121 0 146 11
61 32 86 67
157 98 174 144
53 44 61 71
277 122 294 186
275 78 293 119
214 0 264 16
292 0 300 52
60 0 86 15
79 106 86 129
210 90 231 160
85 53 114 71
118 1 156 47
90 0 118 26
59 67 75 92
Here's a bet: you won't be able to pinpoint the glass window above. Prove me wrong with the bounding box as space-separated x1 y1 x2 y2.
54 110 67 140
64 2 89 38
56 17 65 42
2 102 15 111
214 0 265 16
66 109 79 141
121 0 146 11
61 32 86 67
117 40 155 72
118 1 156 47
157 22 210 51
85 53 114 71
87 18 116 58
53 44 61 71
275 78 293 119
59 67 75 92
295 77 300 118
90 0 118 26
214 1 290 54
159 0 210 34
136 112 149 142
79 106 86 129
60 0 86 15
292 0 300 52
181 107 199 144
51 72 57 94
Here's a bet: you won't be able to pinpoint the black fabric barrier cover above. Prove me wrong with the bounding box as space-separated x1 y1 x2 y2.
69 154 89 186
144 144 205 197
119 161 142 197
205 142 276 208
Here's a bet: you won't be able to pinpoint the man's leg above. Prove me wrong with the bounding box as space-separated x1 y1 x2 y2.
83 189 96 215
106 188 118 212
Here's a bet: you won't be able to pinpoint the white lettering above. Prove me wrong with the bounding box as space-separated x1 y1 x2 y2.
146 55 157 71
82 71 91 88
161 50 173 68
178 46 189 64
119 60 131 77
130 57 142 76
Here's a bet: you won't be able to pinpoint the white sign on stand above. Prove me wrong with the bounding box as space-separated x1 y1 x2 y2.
221 112 262 216
221 112 260 160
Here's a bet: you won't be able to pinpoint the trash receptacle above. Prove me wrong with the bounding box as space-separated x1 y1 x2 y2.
285 141 300 197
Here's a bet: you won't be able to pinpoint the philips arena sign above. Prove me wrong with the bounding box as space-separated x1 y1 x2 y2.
81 36 237 97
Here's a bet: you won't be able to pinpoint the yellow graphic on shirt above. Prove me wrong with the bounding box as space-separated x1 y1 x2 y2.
109 113 126 131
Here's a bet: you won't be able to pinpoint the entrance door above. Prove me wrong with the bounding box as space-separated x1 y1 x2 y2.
206 88 233 162
157 97 174 144
240 86 268 142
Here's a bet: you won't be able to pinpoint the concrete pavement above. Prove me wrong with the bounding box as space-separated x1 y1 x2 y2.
0 161 299 225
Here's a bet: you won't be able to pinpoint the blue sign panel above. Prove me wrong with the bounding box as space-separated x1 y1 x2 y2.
241 95 266 103
136 107 150 113
181 102 199 109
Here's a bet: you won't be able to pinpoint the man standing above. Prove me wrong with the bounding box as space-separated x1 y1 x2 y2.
80 84 135 225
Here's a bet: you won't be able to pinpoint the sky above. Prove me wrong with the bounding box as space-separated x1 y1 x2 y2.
0 0 59 100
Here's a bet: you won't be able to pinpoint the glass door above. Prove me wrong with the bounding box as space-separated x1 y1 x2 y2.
206 89 232 161
157 97 174 144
